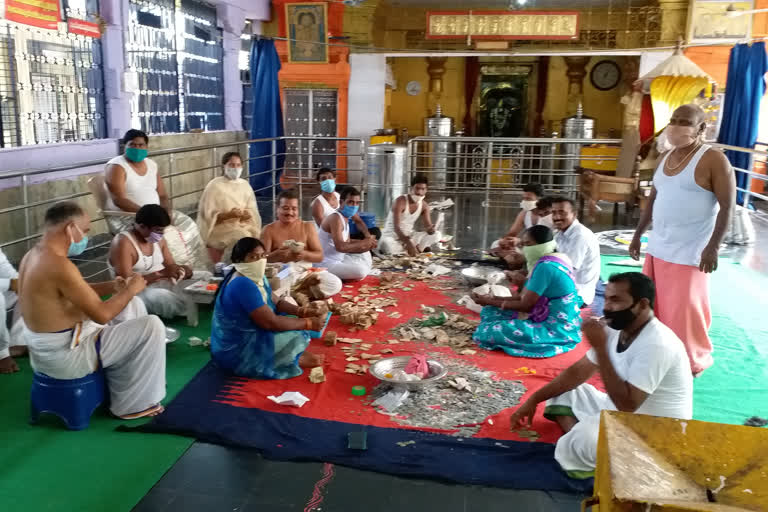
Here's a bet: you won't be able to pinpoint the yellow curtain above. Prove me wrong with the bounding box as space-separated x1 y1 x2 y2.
649 75 709 133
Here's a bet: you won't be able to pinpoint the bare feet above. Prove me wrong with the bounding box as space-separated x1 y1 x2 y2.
9 346 28 358
299 352 325 368
117 403 165 420
0 356 19 374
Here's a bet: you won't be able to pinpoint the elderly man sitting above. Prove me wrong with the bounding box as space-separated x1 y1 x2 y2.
318 187 376 281
18 201 166 419
260 190 342 299
109 204 195 319
508 273 692 478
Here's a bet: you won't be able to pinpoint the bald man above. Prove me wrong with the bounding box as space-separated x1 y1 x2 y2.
630 104 735 376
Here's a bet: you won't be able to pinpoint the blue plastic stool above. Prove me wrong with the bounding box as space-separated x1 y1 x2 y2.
30 369 107 430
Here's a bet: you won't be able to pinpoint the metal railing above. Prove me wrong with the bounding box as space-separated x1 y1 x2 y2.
2 134 764 268
710 142 768 206
0 135 366 268
407 136 623 205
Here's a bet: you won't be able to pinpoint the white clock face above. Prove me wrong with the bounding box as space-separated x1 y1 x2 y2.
591 61 621 91
406 81 422 96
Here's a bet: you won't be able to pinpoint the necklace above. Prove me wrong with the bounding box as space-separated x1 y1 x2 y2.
666 142 700 171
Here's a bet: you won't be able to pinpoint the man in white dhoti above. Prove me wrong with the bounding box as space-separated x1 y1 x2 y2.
379 175 440 256
18 201 166 419
109 204 194 319
318 187 376 280
0 248 22 374
261 190 342 299
508 272 692 477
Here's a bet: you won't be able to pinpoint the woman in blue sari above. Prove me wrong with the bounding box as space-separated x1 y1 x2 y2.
472 225 582 358
211 237 326 379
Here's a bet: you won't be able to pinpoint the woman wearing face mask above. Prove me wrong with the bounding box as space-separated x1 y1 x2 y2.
108 204 194 320
105 129 209 270
210 237 326 379
471 225 583 358
197 152 262 263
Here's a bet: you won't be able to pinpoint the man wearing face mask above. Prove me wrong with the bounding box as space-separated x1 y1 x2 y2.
18 202 167 420
105 130 209 270
630 104 735 376
318 187 376 280
197 152 262 263
311 167 378 240
109 204 194 320
508 273 692 478
379 175 440 256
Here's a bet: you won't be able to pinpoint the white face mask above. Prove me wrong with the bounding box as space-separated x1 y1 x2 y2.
520 200 537 211
538 214 554 228
224 167 243 180
410 194 424 204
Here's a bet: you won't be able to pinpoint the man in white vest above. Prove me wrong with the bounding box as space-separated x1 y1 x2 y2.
630 104 735 376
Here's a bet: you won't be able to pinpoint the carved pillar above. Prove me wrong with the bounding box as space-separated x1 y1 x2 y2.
563 56 590 115
657 0 689 45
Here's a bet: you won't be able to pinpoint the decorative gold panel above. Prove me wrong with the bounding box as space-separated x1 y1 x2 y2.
426 11 579 40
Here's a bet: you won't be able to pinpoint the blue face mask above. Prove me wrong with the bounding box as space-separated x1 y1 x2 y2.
125 147 148 163
67 225 89 257
340 204 359 218
320 179 336 194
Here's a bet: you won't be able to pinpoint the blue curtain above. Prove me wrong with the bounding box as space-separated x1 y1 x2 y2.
249 39 285 197
717 42 767 205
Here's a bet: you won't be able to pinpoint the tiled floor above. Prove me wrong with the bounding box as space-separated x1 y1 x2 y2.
128 192 766 512
132 443 584 512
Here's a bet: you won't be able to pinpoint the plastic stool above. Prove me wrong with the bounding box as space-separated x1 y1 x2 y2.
30 369 107 430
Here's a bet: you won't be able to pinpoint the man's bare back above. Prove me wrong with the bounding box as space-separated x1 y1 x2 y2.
19 246 88 333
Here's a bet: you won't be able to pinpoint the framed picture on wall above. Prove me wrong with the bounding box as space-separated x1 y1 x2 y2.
286 3 329 63
687 0 753 43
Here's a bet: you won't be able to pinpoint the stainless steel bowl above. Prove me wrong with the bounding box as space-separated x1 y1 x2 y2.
461 266 504 287
369 356 448 391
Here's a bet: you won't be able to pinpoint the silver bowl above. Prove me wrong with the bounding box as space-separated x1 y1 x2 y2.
369 356 448 391
461 266 504 287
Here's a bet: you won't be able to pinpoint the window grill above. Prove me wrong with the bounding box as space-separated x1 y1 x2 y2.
0 0 106 148
127 0 223 134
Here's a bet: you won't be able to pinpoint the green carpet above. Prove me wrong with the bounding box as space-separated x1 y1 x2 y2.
601 255 768 425
0 311 212 512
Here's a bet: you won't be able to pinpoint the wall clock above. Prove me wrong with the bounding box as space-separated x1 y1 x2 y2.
589 60 621 91
406 81 422 96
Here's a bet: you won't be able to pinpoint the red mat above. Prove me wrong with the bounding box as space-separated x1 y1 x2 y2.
218 275 600 444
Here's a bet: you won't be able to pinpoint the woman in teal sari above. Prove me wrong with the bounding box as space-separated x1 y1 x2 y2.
472 225 582 358
210 237 326 379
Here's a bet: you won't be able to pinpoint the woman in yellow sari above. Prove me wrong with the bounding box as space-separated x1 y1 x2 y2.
197 152 262 263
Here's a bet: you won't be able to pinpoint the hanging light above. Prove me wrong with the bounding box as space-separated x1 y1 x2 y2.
509 0 528 10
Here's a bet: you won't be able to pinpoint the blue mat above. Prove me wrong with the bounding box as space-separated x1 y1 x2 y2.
122 361 592 493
